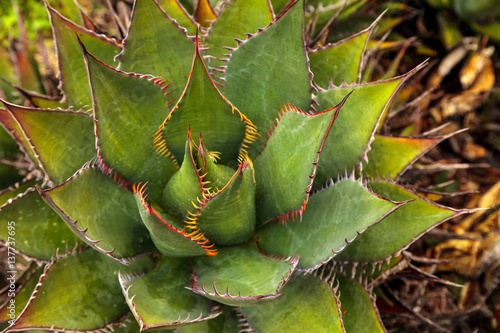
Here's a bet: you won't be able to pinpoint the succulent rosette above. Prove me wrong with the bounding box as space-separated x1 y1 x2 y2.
0 0 467 332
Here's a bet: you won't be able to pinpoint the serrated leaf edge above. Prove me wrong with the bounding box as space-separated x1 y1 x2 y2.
133 182 218 256
187 255 298 301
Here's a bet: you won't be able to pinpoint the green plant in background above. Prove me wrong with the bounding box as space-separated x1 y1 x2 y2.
0 0 468 331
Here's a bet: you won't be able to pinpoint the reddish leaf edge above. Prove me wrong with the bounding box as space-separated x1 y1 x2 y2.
44 0 122 110
184 153 254 232
187 255 299 302
0 99 93 186
153 33 258 167
37 163 144 265
133 182 218 257
256 91 351 227
117 253 221 331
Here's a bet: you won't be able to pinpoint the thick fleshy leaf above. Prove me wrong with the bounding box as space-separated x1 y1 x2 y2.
84 47 178 204
188 242 297 307
119 254 217 330
314 78 403 187
196 138 236 190
336 274 384 333
0 178 39 206
47 4 120 110
134 187 216 257
336 181 458 262
158 0 197 35
309 28 369 88
205 0 273 79
365 135 441 179
118 0 194 104
3 101 95 185
176 306 239 333
240 274 343 332
0 267 42 322
157 39 255 166
0 189 80 260
193 158 255 245
224 0 312 158
163 132 205 217
40 167 155 261
254 100 344 225
8 250 129 331
255 178 399 269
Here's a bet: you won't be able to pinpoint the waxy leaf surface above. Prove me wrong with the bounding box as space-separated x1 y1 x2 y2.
336 274 384 333
85 51 178 203
240 274 343 332
119 0 194 104
309 29 369 88
135 193 210 257
0 268 42 321
41 167 155 260
337 181 456 262
314 78 402 186
160 43 250 166
0 189 80 260
119 255 215 330
3 102 94 185
9 251 128 331
175 306 239 333
196 160 256 245
163 135 204 218
158 0 197 35
205 0 273 78
189 242 296 306
48 5 120 110
254 103 341 225
224 0 312 157
255 178 398 269
365 135 440 179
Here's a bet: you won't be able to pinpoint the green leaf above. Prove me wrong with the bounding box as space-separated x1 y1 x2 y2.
40 167 155 261
194 157 256 245
0 189 80 261
84 47 178 204
47 4 120 110
8 251 129 331
364 135 441 179
176 306 239 333
158 0 197 36
255 178 399 269
118 0 194 104
314 78 403 187
0 178 39 207
0 267 43 321
205 0 273 79
162 132 205 218
336 274 385 333
240 274 343 332
3 101 95 185
134 188 216 257
189 242 297 307
119 254 217 330
224 0 312 158
254 101 343 225
196 137 236 191
336 181 458 262
0 108 30 157
158 39 254 166
309 28 369 88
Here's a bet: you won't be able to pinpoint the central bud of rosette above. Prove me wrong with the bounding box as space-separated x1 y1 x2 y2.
162 129 256 247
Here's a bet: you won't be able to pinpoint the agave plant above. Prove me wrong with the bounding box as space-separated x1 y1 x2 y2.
0 0 467 331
